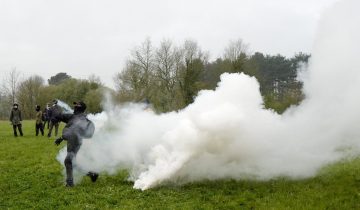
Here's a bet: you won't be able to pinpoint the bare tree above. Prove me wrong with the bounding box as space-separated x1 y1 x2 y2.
184 39 198 63
223 39 249 62
178 40 208 105
152 39 183 111
132 38 154 80
114 62 143 101
17 75 44 118
0 90 9 119
130 38 155 99
154 39 178 93
223 39 250 73
114 38 209 112
114 38 156 102
2 68 21 105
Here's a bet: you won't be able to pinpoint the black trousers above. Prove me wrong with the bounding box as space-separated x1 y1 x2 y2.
48 121 59 137
64 137 82 183
43 120 49 129
62 123 97 185
12 124 23 137
35 123 44 136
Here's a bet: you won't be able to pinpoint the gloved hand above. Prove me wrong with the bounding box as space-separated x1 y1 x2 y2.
54 137 64 146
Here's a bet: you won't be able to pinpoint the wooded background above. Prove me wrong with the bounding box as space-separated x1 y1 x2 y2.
0 38 310 119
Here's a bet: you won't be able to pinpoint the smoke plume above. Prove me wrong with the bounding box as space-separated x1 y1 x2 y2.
57 0 360 190
56 100 73 113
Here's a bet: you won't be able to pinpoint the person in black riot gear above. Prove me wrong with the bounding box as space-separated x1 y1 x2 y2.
43 103 51 129
9 103 23 137
54 101 98 187
47 99 61 138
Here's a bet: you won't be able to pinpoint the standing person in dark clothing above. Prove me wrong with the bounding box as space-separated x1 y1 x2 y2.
35 105 44 136
54 101 98 187
47 100 61 138
43 103 51 129
9 103 23 137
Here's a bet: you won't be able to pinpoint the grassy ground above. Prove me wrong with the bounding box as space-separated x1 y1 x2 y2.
0 120 359 210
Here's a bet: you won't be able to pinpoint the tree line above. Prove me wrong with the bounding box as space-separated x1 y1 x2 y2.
0 70 107 120
114 38 310 113
0 38 310 120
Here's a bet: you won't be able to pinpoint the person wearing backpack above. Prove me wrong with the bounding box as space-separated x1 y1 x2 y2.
54 101 98 187
47 100 61 138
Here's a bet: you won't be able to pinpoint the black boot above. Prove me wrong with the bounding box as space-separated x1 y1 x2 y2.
66 178 74 187
18 124 23 136
87 172 99 182
13 125 17 137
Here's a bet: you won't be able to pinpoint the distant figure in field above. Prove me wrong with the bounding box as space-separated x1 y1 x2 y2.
47 100 62 138
35 105 44 136
54 101 98 187
9 103 23 137
43 103 51 129
143 98 153 112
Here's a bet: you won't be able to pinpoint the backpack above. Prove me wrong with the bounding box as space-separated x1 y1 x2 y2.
81 118 95 138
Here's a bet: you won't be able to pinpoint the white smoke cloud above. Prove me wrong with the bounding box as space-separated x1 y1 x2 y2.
57 0 360 190
56 99 73 113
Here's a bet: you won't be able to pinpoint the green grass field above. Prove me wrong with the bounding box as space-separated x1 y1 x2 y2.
0 120 359 210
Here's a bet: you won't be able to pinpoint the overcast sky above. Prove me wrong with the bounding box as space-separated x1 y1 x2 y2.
0 0 338 88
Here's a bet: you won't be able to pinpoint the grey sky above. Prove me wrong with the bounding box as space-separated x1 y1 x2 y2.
0 0 338 88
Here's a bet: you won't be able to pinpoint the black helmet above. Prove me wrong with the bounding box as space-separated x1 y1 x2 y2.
73 101 86 113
